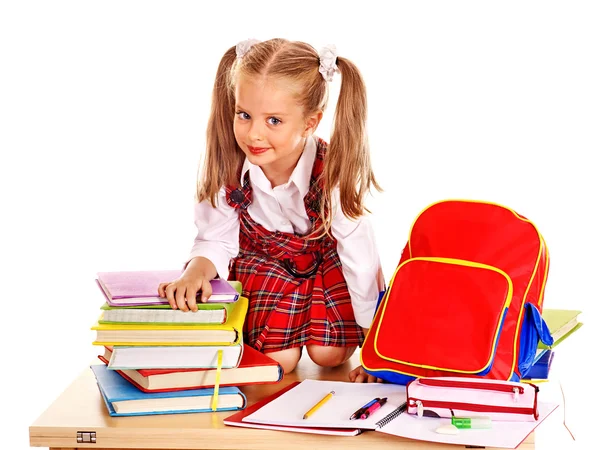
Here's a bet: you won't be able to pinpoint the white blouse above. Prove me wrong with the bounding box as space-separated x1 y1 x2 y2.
187 136 385 328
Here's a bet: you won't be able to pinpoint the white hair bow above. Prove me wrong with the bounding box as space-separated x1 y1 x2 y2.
236 38 260 59
319 44 339 82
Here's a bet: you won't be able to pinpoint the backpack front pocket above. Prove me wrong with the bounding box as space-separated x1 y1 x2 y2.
373 257 512 374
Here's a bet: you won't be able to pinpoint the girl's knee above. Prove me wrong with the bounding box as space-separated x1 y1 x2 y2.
266 347 302 374
307 345 356 368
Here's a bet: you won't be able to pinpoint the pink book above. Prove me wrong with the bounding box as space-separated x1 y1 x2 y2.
96 270 239 306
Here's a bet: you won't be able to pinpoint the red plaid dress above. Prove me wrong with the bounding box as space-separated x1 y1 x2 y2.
225 138 364 353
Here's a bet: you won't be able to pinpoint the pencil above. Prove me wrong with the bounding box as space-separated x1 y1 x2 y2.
302 390 335 420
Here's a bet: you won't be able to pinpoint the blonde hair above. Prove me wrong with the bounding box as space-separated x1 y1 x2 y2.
198 38 381 233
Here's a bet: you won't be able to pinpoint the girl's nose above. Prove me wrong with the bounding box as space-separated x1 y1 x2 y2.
248 120 265 141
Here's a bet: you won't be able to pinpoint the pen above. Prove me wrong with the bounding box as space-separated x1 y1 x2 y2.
349 398 380 420
302 391 335 420
360 397 388 419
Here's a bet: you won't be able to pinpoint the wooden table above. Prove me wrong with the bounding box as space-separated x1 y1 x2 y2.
30 353 554 450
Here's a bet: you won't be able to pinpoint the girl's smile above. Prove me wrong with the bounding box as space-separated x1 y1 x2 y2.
247 145 271 155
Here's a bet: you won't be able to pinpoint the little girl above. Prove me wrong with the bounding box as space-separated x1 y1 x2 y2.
159 38 384 381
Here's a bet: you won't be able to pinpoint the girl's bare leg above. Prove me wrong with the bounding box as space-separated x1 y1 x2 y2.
265 347 302 374
306 345 356 368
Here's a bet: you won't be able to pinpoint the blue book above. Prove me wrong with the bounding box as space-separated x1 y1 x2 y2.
522 350 554 380
91 364 246 416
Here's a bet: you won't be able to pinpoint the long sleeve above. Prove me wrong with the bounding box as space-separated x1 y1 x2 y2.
330 189 385 329
186 187 240 279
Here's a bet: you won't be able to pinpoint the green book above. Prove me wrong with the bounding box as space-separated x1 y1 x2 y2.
99 302 237 325
538 309 583 349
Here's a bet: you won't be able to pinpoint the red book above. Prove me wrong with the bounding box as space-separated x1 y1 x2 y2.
99 344 282 392
224 382 361 436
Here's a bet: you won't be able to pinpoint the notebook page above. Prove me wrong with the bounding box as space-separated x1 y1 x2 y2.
242 379 407 429
376 402 559 448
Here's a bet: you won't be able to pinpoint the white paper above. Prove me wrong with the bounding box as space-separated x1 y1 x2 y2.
242 379 407 429
376 401 559 449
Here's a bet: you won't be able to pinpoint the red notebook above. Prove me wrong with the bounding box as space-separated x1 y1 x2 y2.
96 270 239 306
224 382 361 436
99 344 283 392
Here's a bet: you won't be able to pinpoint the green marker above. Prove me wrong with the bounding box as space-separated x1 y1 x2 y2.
451 416 492 429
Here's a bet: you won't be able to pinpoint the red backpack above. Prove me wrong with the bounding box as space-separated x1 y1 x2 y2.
361 199 553 384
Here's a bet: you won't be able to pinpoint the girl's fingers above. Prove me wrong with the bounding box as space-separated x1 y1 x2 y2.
165 283 177 309
198 279 213 303
348 366 359 381
157 282 168 297
159 279 216 312
175 285 189 312
186 287 199 312
349 367 382 383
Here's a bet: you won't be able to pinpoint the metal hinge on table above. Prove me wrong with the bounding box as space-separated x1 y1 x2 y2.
77 431 97 443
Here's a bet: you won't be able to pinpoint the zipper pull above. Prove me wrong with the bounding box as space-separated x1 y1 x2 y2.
513 387 519 402
416 400 424 418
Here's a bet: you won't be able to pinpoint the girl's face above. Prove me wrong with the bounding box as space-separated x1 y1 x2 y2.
233 75 321 185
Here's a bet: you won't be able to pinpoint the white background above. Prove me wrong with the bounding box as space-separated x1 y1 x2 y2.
1 1 598 448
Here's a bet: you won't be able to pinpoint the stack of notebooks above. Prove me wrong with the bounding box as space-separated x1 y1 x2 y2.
522 308 583 382
89 270 283 416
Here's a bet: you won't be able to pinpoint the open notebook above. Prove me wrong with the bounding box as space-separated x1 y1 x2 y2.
243 379 558 449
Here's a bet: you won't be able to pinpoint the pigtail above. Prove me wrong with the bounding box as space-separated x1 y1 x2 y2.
197 46 245 205
322 57 381 229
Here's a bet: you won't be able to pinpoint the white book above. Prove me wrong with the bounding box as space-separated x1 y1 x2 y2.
101 307 226 325
108 343 243 370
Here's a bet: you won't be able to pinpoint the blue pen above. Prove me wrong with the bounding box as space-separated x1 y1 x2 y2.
349 398 380 420
359 397 388 419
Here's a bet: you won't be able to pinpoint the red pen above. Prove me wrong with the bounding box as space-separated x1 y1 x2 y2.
359 397 388 419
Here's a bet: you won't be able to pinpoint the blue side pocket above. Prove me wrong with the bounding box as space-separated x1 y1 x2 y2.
369 371 416 385
518 303 554 376
375 288 387 313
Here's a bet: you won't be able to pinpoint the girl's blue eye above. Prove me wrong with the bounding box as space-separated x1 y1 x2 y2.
236 112 250 120
267 117 281 126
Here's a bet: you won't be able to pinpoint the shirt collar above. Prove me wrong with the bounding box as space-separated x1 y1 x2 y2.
240 136 316 197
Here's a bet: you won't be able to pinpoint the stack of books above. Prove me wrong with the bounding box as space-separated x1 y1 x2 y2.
89 270 283 416
522 308 583 382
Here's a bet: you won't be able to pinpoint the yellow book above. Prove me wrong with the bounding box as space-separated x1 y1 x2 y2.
92 296 248 346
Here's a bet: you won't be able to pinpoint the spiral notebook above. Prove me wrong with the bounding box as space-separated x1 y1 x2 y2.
243 379 558 448
242 379 407 430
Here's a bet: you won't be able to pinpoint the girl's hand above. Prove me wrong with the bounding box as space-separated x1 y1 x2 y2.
157 276 213 312
349 365 383 383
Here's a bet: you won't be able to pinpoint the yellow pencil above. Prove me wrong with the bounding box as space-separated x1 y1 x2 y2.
302 390 335 420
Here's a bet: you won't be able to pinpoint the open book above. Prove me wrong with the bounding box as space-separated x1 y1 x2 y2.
243 380 558 449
